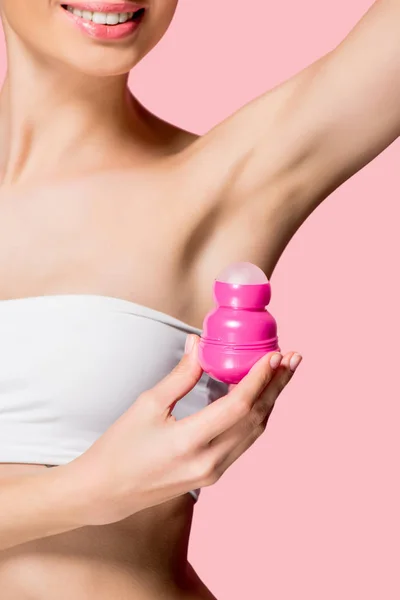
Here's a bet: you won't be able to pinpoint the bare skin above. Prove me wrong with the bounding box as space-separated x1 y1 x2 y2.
0 0 399 598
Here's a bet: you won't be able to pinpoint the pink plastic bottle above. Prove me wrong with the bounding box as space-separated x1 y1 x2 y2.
198 262 280 384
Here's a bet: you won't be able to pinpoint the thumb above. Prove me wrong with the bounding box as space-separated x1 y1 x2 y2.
150 335 203 411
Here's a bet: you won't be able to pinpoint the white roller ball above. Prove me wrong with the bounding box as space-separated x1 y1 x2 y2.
216 262 268 284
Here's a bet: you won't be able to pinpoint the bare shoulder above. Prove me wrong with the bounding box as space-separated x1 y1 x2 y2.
115 100 301 297
93 101 302 319
170 93 306 277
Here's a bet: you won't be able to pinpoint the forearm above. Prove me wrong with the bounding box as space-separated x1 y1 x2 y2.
217 0 400 208
277 0 400 199
0 464 87 552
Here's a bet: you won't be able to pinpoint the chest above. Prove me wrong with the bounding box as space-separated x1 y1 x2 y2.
0 171 209 311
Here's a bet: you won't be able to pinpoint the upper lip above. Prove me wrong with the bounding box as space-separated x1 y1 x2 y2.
61 2 146 10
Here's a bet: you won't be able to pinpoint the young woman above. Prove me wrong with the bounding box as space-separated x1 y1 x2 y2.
0 0 398 598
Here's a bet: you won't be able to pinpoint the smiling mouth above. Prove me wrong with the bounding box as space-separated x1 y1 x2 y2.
60 5 146 25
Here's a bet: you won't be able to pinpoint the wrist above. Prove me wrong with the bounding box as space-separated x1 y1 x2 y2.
51 462 96 528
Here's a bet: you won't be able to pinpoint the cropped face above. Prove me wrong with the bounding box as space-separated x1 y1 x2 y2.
0 0 179 76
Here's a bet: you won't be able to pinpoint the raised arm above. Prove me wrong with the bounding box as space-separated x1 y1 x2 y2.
192 0 400 263
232 0 400 200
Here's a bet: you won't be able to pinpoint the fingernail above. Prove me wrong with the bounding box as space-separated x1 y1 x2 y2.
270 353 282 369
185 335 195 355
289 353 302 372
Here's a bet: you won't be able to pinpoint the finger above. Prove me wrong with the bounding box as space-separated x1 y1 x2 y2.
284 352 303 373
249 351 302 422
190 414 271 490
148 335 203 411
207 354 302 476
180 351 283 443
209 354 297 456
216 420 265 477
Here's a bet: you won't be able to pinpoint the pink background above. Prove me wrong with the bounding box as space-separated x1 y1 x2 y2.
1 0 399 598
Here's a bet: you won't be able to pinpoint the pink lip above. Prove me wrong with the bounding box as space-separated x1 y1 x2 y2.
61 5 145 41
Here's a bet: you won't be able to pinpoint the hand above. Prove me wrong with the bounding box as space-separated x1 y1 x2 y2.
69 336 302 526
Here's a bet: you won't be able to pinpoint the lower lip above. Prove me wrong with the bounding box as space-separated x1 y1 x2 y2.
61 8 144 40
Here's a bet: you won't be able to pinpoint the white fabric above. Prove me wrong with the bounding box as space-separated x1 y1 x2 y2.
0 295 228 501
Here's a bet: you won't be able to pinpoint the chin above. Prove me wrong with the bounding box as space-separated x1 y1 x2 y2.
61 47 143 77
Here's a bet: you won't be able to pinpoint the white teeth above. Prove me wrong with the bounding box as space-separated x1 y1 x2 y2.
65 6 138 24
92 11 107 24
106 13 120 25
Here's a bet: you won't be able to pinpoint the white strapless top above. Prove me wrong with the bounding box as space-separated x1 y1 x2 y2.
0 295 228 501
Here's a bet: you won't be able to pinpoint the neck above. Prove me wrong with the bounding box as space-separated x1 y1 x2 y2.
0 36 141 186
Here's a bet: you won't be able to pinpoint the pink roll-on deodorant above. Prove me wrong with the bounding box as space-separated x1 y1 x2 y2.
198 262 280 385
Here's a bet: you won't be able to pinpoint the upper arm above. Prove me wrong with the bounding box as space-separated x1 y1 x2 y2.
181 0 400 291
279 0 400 202
192 0 400 213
